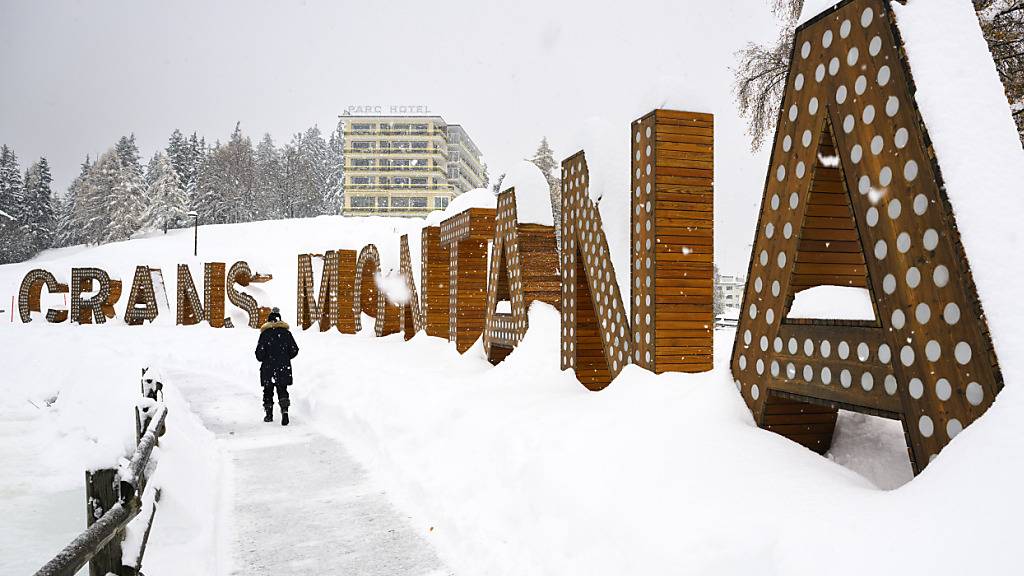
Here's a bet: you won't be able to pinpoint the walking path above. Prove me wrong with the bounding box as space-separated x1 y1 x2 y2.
173 370 451 576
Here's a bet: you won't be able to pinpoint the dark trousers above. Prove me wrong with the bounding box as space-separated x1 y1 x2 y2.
263 383 289 411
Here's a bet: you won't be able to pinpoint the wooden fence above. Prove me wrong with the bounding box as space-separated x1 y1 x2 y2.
34 369 169 576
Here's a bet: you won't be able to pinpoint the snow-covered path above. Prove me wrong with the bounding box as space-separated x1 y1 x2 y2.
171 367 451 576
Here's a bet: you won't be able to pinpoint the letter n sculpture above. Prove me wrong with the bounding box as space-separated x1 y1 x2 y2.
730 0 1004 473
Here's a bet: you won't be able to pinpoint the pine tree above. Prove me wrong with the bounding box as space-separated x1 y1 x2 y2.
254 133 284 220
326 119 346 214
21 157 56 253
0 145 26 262
530 137 562 244
105 150 146 243
56 156 91 247
196 123 256 224
144 152 161 189
141 152 188 233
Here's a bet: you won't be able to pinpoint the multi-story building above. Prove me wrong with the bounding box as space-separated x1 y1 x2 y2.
341 115 485 217
446 125 485 193
716 273 747 311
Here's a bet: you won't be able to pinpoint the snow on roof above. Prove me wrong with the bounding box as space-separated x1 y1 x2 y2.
893 0 1024 387
423 187 496 227
787 286 875 321
499 160 554 226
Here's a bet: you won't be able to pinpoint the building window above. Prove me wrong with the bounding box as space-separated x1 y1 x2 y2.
411 177 427 185
377 197 389 207
434 197 449 208
351 177 373 185
350 196 374 208
352 141 373 149
352 159 374 167
393 177 411 185
410 197 427 208
392 197 410 208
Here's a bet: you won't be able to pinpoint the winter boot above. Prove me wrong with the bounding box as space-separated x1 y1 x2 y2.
264 406 273 423
281 411 289 426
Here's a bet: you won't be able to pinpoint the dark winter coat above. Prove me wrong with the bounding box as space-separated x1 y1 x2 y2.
255 321 300 387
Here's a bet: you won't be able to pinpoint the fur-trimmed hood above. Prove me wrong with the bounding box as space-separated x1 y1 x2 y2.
260 320 290 332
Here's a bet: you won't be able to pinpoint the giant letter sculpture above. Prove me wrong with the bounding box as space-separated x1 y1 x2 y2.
440 208 496 353
730 0 1003 473
18 269 68 323
484 187 560 364
560 153 632 389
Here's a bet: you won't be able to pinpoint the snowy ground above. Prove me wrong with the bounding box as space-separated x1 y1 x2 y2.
2 217 1023 575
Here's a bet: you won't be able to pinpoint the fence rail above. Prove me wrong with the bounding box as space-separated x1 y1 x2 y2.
33 369 169 576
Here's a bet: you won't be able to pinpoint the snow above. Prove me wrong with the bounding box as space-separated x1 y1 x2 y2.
375 270 412 306
498 160 554 226
422 187 496 227
799 0 840 26
893 0 1024 410
817 153 840 168
3 212 1024 574
787 285 875 320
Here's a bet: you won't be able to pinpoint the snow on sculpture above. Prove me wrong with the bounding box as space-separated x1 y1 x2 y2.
439 207 497 353
420 226 451 339
18 269 68 323
559 153 632 389
124 266 159 325
483 176 560 364
353 244 400 336
730 0 1004 473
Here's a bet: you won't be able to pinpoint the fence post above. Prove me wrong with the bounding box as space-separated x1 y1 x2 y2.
85 468 123 576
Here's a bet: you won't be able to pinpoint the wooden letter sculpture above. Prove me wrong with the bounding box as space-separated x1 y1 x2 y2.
631 110 715 374
399 235 425 340
124 266 159 325
560 109 714 390
420 226 451 338
18 269 68 323
176 264 205 325
297 251 357 333
227 261 272 329
440 208 497 353
559 154 632 389
71 268 117 325
204 262 227 328
730 0 1003 473
353 244 400 337
484 187 560 364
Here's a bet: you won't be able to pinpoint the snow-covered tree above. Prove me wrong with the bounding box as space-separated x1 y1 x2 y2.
196 123 256 224
0 145 27 262
21 157 56 253
141 152 188 233
530 137 562 244
104 151 146 243
326 119 346 214
55 156 91 247
254 133 285 220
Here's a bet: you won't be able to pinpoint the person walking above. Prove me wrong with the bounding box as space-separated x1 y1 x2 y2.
255 307 299 425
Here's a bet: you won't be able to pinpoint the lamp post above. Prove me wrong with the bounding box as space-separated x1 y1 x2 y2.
187 211 199 256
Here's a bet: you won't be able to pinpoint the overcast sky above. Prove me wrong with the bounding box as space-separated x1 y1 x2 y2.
0 0 778 272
